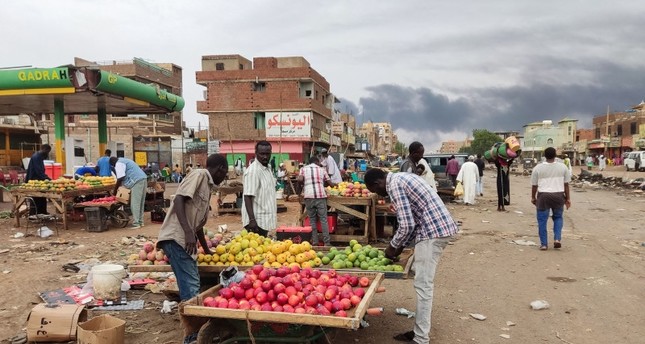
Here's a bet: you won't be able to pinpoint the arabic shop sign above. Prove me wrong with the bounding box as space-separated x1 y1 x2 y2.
0 67 73 89
265 112 311 139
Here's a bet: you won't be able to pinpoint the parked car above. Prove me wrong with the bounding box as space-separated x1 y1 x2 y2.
422 153 469 175
624 151 645 171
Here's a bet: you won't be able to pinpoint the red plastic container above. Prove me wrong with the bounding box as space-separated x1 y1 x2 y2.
304 212 337 233
44 164 54 179
276 226 312 244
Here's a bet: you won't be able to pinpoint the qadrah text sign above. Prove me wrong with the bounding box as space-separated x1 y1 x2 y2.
265 112 311 139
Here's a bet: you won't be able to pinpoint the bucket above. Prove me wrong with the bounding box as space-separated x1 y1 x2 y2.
497 143 509 159
483 150 495 162
505 136 521 152
276 189 284 200
91 264 126 300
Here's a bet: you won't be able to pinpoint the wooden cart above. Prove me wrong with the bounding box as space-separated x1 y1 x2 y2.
299 195 377 244
11 185 114 230
180 272 384 344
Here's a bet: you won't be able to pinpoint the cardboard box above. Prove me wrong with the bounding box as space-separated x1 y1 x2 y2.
77 314 126 344
26 303 87 342
115 186 130 204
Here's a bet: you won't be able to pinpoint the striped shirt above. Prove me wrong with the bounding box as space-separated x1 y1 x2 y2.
242 160 277 232
387 172 459 248
300 163 329 199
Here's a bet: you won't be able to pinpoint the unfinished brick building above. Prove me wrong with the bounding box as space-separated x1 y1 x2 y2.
196 55 333 164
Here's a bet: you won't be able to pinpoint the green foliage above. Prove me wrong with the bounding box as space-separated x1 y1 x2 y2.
394 140 407 156
466 129 503 156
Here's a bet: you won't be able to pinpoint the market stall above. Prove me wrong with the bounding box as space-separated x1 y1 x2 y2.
11 184 114 230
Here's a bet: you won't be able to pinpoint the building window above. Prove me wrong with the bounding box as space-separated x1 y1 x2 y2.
299 81 313 98
215 63 224 70
595 128 600 139
239 64 244 70
631 122 637 135
254 112 266 129
253 82 266 92
616 124 622 136
568 126 572 135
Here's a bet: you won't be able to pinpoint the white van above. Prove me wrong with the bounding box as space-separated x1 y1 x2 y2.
624 151 645 171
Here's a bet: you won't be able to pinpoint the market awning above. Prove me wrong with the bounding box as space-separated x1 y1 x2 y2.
0 67 185 115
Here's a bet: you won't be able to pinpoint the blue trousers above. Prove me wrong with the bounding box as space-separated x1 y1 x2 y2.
158 240 199 301
537 207 563 246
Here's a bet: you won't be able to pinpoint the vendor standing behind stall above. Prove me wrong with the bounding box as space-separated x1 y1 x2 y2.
242 141 276 238
25 144 51 215
110 157 147 229
96 149 112 177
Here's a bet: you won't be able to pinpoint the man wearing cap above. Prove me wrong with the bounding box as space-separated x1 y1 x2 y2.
456 156 479 205
320 149 342 184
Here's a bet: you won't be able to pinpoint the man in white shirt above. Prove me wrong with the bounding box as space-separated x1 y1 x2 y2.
320 149 343 184
456 156 479 205
242 141 277 237
531 147 571 251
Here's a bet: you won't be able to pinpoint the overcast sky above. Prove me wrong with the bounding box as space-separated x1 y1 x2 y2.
2 1 644 151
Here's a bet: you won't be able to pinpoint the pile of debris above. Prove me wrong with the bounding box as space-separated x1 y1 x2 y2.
572 170 645 192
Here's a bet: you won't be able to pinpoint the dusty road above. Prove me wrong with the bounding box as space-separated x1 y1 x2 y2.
0 166 643 343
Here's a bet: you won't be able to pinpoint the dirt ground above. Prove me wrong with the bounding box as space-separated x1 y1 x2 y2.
0 165 643 344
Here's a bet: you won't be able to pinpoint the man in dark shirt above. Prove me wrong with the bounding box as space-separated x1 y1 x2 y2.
25 144 52 214
474 154 486 196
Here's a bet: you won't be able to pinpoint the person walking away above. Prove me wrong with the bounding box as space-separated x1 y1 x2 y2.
320 149 343 184
242 141 277 238
494 158 514 211
364 169 458 344
96 149 112 177
598 155 606 171
156 154 228 344
298 156 336 246
111 157 148 229
474 154 486 196
585 156 594 170
531 147 571 250
25 144 52 215
456 156 479 205
445 155 460 187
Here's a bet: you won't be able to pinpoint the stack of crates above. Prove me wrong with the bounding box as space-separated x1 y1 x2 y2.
84 207 108 232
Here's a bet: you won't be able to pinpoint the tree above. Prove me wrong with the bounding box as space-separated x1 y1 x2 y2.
459 129 503 156
394 140 407 156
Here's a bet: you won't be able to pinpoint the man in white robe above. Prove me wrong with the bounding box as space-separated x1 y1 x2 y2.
456 155 479 205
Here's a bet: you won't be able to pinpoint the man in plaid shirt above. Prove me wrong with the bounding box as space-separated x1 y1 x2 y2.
364 168 459 344
298 156 336 246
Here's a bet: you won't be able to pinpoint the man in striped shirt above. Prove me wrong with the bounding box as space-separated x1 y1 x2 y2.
298 156 336 246
242 141 277 238
364 168 459 344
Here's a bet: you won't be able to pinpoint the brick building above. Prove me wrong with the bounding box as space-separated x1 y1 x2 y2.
357 121 396 156
589 101 645 158
196 55 333 165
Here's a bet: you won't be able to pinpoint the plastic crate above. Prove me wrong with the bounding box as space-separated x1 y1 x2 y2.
303 212 337 233
276 226 312 244
84 207 108 232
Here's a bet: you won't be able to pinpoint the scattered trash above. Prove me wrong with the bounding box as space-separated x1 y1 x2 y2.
469 252 474 255
220 266 245 287
9 332 27 344
481 220 490 223
395 308 416 318
514 211 523 214
13 232 24 238
469 313 486 320
218 224 228 233
3 270 10 274
360 319 370 328
501 327 510 331
530 300 550 310
506 321 516 326
0 249 10 254
512 239 537 246
161 300 178 313
62 263 80 273
36 226 54 238
500 334 511 339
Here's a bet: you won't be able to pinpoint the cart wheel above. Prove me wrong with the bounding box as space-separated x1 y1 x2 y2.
197 319 233 344
111 210 130 228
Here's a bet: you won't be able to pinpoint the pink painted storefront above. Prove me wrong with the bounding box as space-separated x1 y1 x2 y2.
220 140 311 166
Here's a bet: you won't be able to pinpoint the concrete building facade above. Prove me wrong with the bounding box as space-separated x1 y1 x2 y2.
357 122 396 157
197 55 333 164
522 118 578 160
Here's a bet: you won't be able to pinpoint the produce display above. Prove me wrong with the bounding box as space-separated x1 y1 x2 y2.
202 265 372 317
77 195 118 206
19 176 116 192
321 240 404 272
326 181 372 198
127 241 169 266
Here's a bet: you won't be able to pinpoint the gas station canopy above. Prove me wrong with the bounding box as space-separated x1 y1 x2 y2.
0 67 185 114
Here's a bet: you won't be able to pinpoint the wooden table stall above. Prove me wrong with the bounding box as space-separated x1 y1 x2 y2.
11 185 114 230
299 194 377 244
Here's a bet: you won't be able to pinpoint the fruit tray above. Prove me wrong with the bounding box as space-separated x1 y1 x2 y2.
181 271 384 330
313 247 414 279
128 264 255 274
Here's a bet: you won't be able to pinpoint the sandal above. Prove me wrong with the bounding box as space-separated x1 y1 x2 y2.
554 241 561 249
539 245 548 251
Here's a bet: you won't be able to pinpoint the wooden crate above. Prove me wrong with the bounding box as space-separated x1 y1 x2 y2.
182 272 384 330
314 248 415 279
128 264 254 274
